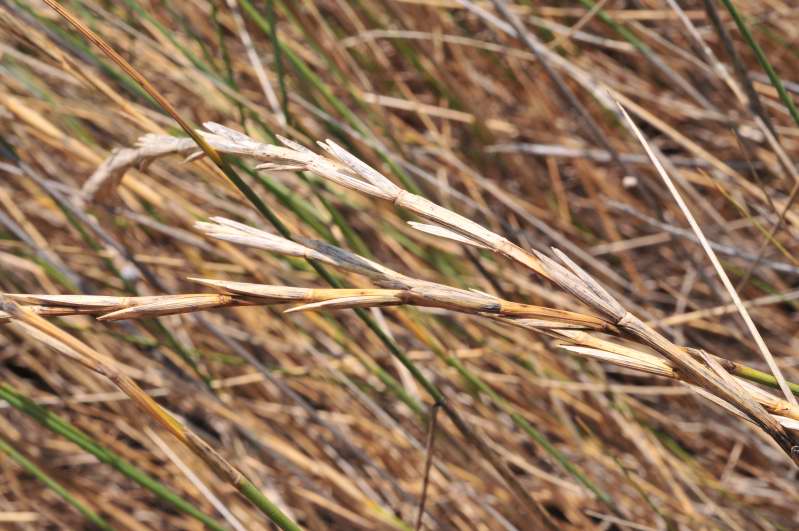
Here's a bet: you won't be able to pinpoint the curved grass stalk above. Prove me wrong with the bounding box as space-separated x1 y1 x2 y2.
1 297 303 531
0 384 228 531
164 126 799 463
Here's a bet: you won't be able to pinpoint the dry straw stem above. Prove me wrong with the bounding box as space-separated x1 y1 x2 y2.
11 282 798 425
0 281 610 331
6 214 791 380
616 101 798 409
193 227 799 426
539 244 799 463
38 0 234 192
183 126 799 463
75 124 799 463
0 296 302 531
7 242 799 426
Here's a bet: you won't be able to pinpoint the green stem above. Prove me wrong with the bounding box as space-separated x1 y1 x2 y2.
0 384 227 531
734 364 799 396
719 0 799 128
239 480 303 531
0 435 113 530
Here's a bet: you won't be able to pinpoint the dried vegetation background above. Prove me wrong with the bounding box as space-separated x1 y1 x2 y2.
2 0 799 529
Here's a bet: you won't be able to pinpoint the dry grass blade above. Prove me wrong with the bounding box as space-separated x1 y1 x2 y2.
616 102 799 408
7 1 799 527
0 296 301 530
203 128 799 462
73 122 799 465
556 335 799 423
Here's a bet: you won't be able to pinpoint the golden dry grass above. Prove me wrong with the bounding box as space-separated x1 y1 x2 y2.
3 1 799 529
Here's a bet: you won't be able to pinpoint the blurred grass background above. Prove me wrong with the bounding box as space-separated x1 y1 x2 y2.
2 0 799 529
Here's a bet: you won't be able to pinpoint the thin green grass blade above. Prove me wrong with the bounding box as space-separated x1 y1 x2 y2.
0 384 228 531
0 435 113 530
719 0 799 128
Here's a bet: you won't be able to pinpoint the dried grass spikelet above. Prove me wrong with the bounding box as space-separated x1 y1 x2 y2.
243 130 799 459
0 295 245 485
11 266 797 430
193 214 799 435
97 294 238 321
556 331 799 426
75 121 799 462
